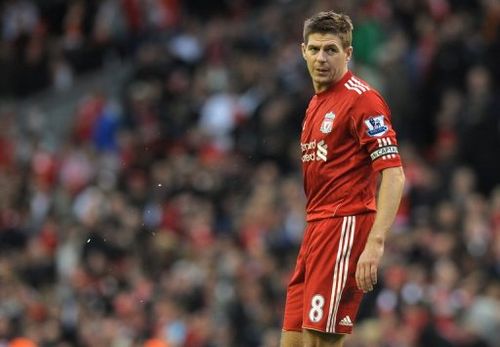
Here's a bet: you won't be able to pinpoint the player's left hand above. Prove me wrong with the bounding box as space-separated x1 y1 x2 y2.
355 238 384 292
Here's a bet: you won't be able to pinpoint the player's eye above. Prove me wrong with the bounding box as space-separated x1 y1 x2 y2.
309 47 319 52
326 48 337 54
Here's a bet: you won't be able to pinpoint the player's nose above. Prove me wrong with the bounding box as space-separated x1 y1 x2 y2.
316 49 327 62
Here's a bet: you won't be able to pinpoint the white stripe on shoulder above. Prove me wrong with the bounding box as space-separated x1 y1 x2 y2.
344 81 362 94
351 76 370 91
344 77 370 94
348 79 367 92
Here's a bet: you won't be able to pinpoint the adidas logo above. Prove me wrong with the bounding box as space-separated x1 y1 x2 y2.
338 316 353 326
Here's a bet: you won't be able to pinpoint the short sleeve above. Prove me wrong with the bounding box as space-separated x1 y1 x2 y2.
351 91 402 172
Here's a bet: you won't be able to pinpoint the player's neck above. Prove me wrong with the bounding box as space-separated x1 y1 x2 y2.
314 83 330 94
314 68 350 94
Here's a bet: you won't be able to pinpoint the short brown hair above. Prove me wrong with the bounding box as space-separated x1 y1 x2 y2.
303 11 353 48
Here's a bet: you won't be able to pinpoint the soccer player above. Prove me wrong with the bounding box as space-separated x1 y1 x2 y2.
281 11 405 347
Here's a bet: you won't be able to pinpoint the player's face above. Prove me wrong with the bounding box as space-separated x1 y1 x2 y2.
302 33 352 93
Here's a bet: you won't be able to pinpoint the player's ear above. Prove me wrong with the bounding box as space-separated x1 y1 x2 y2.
301 42 307 60
345 46 353 62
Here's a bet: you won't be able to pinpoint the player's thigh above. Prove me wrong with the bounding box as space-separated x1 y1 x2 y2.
280 330 302 347
303 329 346 347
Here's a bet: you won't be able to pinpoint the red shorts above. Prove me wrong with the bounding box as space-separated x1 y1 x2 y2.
282 214 374 334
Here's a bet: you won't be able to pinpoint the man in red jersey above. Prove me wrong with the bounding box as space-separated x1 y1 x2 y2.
280 11 405 347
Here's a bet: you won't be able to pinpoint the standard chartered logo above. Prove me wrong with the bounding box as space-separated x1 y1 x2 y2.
316 140 327 161
301 139 328 162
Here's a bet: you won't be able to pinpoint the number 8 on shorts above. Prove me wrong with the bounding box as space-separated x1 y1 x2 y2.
309 294 325 323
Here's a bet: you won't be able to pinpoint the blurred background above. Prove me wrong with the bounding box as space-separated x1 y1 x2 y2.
0 0 499 346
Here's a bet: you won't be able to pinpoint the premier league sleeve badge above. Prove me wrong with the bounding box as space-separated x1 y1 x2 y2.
364 115 388 137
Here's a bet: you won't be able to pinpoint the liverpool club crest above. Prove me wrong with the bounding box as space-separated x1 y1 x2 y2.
320 112 335 134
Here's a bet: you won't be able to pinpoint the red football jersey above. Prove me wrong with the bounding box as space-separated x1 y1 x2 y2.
301 71 402 221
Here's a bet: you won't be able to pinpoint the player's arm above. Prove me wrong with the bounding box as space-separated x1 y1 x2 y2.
355 166 405 292
350 91 405 292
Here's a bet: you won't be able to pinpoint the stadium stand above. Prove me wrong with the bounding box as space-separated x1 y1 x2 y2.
0 0 499 346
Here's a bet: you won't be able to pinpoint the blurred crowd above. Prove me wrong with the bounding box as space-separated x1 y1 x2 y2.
0 0 499 346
